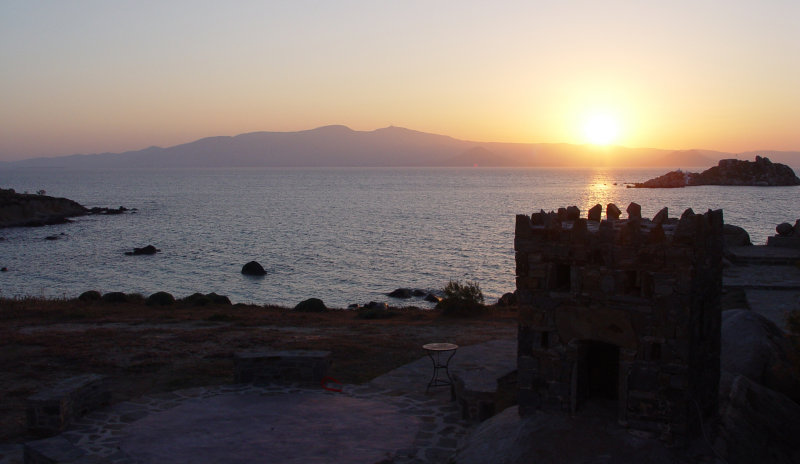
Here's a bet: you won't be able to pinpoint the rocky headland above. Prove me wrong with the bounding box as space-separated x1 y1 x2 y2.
0 188 129 228
631 156 800 188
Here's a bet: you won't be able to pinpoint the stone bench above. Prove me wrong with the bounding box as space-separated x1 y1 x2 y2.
452 365 517 422
26 374 110 436
234 350 331 385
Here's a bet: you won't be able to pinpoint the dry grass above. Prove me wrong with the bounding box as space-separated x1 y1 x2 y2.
0 298 517 443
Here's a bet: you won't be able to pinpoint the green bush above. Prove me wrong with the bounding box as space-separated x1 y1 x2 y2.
436 280 485 316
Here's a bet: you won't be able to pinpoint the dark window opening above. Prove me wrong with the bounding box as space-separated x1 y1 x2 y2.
541 331 549 349
650 343 662 361
553 264 571 291
626 270 641 296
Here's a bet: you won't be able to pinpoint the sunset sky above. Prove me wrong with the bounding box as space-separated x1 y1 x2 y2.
1 1 799 161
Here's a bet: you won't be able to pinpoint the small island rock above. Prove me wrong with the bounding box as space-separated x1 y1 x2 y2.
241 261 267 276
633 156 800 188
125 245 160 256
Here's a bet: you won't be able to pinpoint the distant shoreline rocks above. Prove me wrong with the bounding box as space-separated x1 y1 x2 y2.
386 287 441 303
0 187 133 228
630 156 800 188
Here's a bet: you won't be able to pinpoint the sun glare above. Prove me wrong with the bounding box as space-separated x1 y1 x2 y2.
583 114 620 145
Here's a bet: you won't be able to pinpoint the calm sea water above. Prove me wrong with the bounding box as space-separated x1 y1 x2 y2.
0 167 798 307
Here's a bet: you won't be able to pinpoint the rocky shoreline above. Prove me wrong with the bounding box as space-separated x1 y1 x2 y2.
631 156 800 188
0 188 130 228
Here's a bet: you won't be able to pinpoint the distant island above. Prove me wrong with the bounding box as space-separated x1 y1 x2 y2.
3 125 798 169
630 156 800 188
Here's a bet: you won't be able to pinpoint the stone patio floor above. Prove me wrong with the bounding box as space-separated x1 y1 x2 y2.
0 339 516 464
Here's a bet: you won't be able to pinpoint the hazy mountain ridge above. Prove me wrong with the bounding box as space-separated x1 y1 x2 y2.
3 125 798 169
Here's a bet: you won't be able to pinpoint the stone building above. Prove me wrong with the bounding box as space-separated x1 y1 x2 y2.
514 203 723 443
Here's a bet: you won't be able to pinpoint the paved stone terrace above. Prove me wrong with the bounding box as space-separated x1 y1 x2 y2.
0 339 516 464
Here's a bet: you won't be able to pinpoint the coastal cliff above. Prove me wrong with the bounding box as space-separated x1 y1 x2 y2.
0 188 88 227
632 156 800 188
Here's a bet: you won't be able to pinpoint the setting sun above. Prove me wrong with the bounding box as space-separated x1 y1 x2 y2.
583 114 620 146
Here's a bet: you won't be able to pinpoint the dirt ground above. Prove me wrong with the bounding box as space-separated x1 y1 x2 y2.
0 298 517 444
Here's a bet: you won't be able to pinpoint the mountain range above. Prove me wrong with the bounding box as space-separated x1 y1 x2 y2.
4 125 799 169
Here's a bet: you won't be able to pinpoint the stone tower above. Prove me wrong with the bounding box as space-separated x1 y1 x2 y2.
514 204 722 443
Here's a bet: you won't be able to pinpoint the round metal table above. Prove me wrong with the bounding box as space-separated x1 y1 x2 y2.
422 343 458 393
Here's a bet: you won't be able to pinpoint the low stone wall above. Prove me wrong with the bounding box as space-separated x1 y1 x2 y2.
26 374 110 436
234 350 331 385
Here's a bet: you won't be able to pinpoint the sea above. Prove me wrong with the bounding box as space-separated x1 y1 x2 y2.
0 167 798 308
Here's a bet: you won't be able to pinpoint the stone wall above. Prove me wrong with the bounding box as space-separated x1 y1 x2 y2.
26 374 110 436
515 204 722 443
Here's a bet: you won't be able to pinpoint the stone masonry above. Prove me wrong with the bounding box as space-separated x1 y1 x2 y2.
515 203 722 443
26 374 110 437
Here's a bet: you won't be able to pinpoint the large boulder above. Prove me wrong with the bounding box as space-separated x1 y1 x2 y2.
294 298 327 312
180 292 231 306
387 288 413 299
78 290 102 302
721 310 800 402
776 222 794 236
716 373 800 464
101 292 128 303
146 291 175 306
241 261 266 276
723 224 752 247
496 292 517 307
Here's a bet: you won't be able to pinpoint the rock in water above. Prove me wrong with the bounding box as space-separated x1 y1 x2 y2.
125 245 160 256
633 156 800 188
241 261 267 275
387 288 413 298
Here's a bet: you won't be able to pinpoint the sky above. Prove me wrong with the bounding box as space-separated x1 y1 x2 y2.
1 0 799 161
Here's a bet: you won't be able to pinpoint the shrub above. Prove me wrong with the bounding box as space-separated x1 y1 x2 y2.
436 280 485 316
